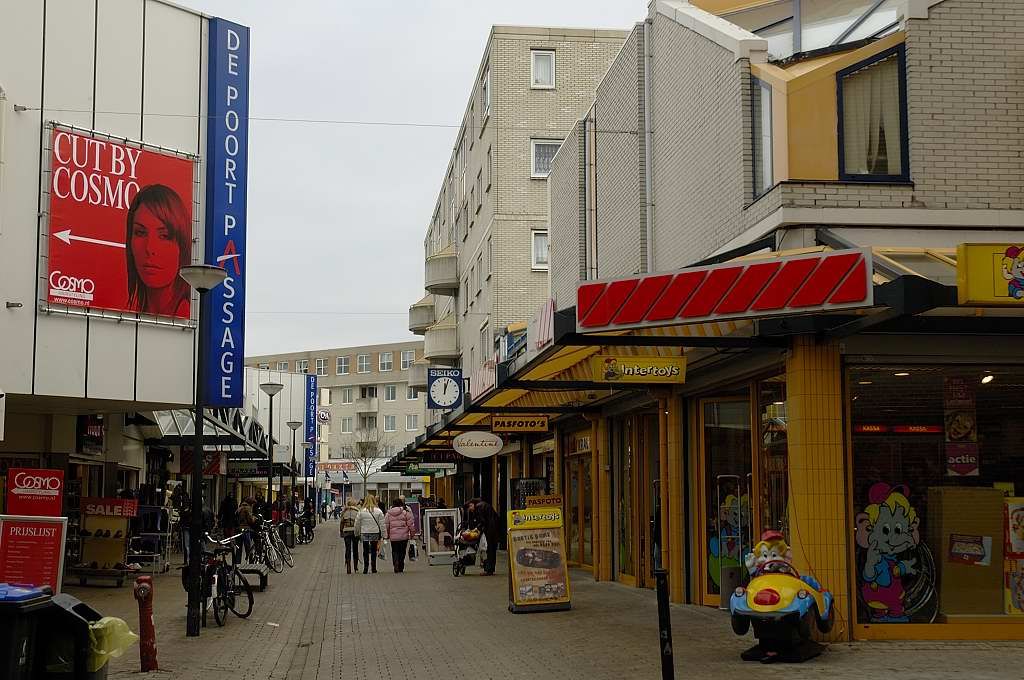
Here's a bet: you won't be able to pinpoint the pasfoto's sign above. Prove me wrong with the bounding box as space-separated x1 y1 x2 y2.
453 431 503 459
591 355 686 383
6 469 64 517
576 249 873 333
957 243 1024 305
203 18 250 407
46 127 195 319
491 415 549 433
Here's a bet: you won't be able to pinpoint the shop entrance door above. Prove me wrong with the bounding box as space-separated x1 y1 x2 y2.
564 453 594 569
698 397 754 608
613 413 660 588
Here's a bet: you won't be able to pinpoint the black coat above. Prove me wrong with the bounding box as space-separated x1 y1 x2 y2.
470 500 500 541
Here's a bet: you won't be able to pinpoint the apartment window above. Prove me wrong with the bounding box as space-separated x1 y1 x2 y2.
480 67 490 118
470 185 476 219
475 254 483 294
470 103 476 144
751 77 773 198
400 350 414 370
531 139 561 178
486 147 492 190
341 417 353 434
469 265 476 295
336 356 349 375
296 359 309 373
406 414 419 431
357 354 370 373
531 49 555 89
838 45 908 181
384 415 397 432
487 236 493 279
362 415 377 431
318 422 328 441
341 387 353 404
276 361 287 371
360 386 377 399
480 323 490 360
257 363 269 370
462 279 469 316
532 230 549 270
320 388 331 406
315 358 327 376
341 446 353 457
475 171 483 211
407 386 417 400
384 384 397 401
328 446 343 460
380 351 393 372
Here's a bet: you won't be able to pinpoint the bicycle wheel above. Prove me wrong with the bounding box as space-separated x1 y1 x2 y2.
265 543 284 573
212 576 228 627
229 567 254 618
281 544 294 568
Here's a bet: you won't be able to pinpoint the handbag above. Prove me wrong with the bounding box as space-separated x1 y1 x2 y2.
408 542 417 561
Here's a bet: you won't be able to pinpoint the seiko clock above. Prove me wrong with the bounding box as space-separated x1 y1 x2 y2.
429 375 462 408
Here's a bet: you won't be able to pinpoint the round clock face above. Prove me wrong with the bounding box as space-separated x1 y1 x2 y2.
430 376 461 407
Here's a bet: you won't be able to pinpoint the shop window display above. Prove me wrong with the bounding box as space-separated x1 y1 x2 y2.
849 365 1024 625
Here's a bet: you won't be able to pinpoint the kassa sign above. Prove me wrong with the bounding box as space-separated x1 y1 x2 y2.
47 127 194 319
6 468 64 517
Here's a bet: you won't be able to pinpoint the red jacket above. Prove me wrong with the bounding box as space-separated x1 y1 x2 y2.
384 507 415 541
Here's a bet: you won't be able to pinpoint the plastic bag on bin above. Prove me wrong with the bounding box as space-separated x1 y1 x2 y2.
87 616 139 672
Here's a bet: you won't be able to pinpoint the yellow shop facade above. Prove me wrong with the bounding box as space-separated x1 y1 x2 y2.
391 243 1024 641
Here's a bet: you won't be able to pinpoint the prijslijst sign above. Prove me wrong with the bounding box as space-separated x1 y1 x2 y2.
491 415 549 433
590 356 686 383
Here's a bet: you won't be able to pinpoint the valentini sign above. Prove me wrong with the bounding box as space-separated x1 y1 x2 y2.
47 128 195 319
453 432 503 459
576 249 874 333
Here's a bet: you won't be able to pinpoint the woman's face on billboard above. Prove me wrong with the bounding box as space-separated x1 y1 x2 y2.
131 205 179 289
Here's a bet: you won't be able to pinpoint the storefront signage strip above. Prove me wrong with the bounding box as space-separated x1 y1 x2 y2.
591 355 686 384
576 249 873 333
491 415 549 433
203 18 250 407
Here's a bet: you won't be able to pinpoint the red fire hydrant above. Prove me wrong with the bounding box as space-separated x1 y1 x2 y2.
133 575 159 672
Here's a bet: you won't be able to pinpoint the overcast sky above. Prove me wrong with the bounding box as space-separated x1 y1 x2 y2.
185 0 644 356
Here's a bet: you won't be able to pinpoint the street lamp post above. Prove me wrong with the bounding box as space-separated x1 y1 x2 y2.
179 264 227 638
260 382 284 521
287 420 302 517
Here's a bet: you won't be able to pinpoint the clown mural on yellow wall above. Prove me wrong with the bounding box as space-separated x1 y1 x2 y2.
957 243 1024 305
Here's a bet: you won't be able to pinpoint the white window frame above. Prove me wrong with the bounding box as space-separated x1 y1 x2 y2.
315 358 327 376
406 414 419 431
384 415 397 432
276 361 287 371
481 67 491 119
531 139 561 178
486 146 492 190
341 387 353 404
531 49 555 89
341 417 353 434
384 384 397 401
487 236 493 279
379 351 393 372
320 388 331 406
357 354 370 373
407 386 417 400
296 359 309 373
400 350 414 370
257 363 269 370
363 415 377 431
531 230 549 270
336 356 349 375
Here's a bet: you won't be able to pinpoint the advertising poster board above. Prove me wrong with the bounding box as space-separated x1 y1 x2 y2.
507 507 571 613
47 127 195 319
0 515 68 593
424 508 460 565
6 468 64 516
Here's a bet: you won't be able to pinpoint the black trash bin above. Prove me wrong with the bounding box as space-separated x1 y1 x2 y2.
0 583 52 680
279 521 295 549
34 593 108 679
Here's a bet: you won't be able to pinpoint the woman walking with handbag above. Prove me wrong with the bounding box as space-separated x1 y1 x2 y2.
339 498 360 574
384 497 416 573
355 494 386 574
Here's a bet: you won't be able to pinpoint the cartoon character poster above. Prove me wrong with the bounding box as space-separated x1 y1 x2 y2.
855 482 935 623
708 493 750 591
1005 498 1024 559
47 127 195 319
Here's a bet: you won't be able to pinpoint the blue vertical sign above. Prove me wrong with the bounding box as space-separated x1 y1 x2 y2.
305 375 317 478
203 18 250 407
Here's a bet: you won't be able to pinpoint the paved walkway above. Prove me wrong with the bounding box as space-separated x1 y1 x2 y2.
65 521 1024 679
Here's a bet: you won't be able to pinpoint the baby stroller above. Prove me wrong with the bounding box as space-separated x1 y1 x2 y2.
452 528 481 576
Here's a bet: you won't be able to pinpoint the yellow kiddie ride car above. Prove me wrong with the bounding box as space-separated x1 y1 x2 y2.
729 560 835 643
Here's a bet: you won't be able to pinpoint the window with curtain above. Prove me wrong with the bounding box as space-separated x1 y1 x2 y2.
532 140 561 177
532 50 555 88
532 230 549 269
839 48 906 180
751 78 773 197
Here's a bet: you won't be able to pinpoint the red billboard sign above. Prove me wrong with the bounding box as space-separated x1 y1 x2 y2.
47 127 195 319
0 517 67 593
80 497 139 518
6 468 64 516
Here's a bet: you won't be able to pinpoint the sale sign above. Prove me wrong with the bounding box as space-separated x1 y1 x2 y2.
47 127 195 319
6 468 64 516
0 516 68 593
80 497 139 518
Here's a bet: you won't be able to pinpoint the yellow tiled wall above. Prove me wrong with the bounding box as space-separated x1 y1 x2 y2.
785 337 850 641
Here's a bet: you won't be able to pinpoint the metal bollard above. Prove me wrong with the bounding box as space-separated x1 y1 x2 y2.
655 569 675 680
133 575 159 672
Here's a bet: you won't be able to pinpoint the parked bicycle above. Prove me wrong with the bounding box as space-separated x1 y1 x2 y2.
296 514 315 545
253 519 284 573
203 532 254 626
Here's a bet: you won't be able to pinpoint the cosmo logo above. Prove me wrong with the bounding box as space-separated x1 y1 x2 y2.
48 270 96 301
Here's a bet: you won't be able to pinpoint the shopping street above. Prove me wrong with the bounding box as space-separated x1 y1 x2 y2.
69 522 1024 680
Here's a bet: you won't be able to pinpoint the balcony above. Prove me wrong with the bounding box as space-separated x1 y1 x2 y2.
424 246 458 295
353 397 378 414
423 314 459 361
408 359 429 390
408 294 436 335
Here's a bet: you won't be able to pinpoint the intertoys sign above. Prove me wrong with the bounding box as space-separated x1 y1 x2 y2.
6 468 64 516
47 127 195 319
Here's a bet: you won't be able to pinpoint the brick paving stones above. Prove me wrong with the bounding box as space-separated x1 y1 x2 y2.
63 522 1024 679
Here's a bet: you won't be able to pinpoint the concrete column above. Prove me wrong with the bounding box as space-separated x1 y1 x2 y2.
667 394 685 603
